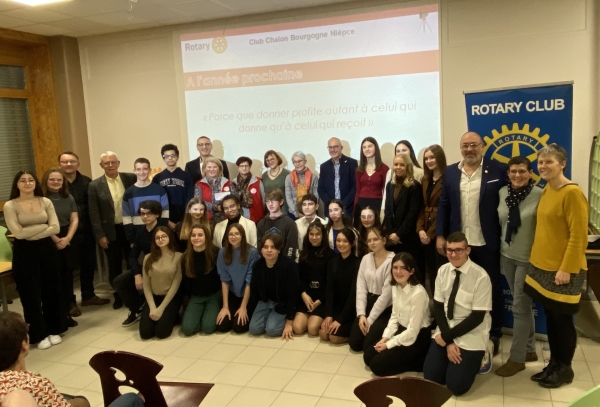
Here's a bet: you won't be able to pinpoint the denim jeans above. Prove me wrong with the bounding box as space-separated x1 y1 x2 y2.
500 255 536 363
108 393 145 407
249 300 287 337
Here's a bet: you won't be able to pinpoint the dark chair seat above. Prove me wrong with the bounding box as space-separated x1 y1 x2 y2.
354 376 453 407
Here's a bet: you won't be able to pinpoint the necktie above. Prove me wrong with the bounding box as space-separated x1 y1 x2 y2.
447 269 461 320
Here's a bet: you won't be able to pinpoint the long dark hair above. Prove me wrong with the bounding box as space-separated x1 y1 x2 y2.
10 171 43 200
144 226 178 275
389 252 420 286
325 199 353 233
299 220 330 262
223 223 250 265
357 206 381 243
336 227 367 258
422 144 447 182
41 168 69 198
183 224 216 278
357 137 383 173
396 140 422 168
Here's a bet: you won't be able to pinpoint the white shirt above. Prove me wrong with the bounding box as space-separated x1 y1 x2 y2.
356 252 394 325
213 216 258 248
295 216 326 249
458 160 485 246
383 283 432 348
432 258 492 351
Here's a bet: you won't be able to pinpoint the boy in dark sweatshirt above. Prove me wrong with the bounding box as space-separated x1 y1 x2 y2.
256 189 298 260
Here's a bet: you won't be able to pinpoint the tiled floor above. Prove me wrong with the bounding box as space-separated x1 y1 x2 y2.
7 292 600 407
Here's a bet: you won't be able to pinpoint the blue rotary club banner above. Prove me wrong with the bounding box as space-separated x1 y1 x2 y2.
465 83 574 336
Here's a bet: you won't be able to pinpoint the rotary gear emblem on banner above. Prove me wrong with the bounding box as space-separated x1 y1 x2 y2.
212 37 227 54
483 123 550 186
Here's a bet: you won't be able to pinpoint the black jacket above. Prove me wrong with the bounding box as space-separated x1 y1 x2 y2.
251 254 300 320
68 171 92 233
383 180 423 243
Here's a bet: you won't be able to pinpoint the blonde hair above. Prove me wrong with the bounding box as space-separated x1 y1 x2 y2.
202 157 223 177
390 153 414 187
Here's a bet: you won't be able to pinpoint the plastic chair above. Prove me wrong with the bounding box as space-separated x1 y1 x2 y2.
567 383 600 407
354 376 453 407
89 350 213 407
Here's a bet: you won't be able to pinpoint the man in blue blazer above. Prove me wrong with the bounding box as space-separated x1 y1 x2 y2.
436 132 508 354
317 137 358 217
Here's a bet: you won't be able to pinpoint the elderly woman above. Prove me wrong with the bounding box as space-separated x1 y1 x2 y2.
524 144 588 389
230 156 265 223
194 157 230 224
262 150 290 216
285 151 319 219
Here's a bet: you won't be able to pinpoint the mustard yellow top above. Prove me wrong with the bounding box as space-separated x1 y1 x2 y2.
529 184 588 273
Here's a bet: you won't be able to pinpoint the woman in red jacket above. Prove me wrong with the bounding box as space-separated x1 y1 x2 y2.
230 156 265 223
353 137 389 228
194 157 230 225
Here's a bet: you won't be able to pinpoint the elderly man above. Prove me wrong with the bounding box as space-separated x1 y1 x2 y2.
436 132 508 355
317 137 358 217
88 151 136 309
184 136 229 183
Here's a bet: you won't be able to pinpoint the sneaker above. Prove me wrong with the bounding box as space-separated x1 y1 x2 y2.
81 296 110 306
49 335 62 345
37 337 52 350
479 340 493 374
122 311 141 327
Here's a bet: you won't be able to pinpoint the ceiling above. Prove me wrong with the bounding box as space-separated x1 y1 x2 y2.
0 0 363 37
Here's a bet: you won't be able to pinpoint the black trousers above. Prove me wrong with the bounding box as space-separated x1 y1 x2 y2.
423 340 484 396
104 224 131 288
57 225 76 307
545 307 577 366
349 293 392 352
469 245 503 339
73 230 98 300
12 238 68 344
113 270 144 313
216 292 256 334
422 241 448 294
139 294 182 340
364 326 432 376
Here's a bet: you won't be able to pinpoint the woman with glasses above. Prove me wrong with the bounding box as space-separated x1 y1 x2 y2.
230 156 265 223
354 137 388 228
349 226 394 354
139 226 182 339
285 151 319 219
194 157 230 224
357 206 381 249
176 198 210 251
262 150 291 217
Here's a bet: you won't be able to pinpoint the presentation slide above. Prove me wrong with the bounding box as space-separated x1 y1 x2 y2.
180 5 440 171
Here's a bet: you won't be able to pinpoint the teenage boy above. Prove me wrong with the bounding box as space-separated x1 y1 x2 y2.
295 193 326 248
122 158 169 244
423 231 493 396
256 189 298 260
213 194 257 248
58 151 110 310
151 144 194 229
114 200 162 327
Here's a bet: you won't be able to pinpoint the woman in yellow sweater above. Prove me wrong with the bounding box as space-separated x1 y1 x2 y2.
524 144 588 389
140 226 183 340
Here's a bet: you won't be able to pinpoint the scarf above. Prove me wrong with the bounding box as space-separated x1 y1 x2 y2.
504 178 534 244
236 174 253 208
207 176 224 223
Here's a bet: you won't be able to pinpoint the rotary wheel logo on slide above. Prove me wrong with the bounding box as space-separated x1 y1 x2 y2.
483 123 550 186
212 37 228 54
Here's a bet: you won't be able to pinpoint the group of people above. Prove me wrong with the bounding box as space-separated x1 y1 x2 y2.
2 132 588 400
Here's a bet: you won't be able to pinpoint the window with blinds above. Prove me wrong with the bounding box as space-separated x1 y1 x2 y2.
0 65 35 201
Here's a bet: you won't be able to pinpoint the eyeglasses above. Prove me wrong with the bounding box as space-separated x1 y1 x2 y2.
162 154 178 159
460 143 482 151
60 160 78 165
361 215 374 220
238 164 250 168
292 160 305 165
197 143 211 147
445 248 465 255
155 235 169 241
101 161 119 167
140 212 156 217
327 146 341 150
366 237 381 244
265 158 277 163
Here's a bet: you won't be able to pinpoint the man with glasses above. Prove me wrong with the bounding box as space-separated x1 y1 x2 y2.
257 189 299 260
213 194 257 248
318 137 358 217
151 144 194 229
436 132 508 356
423 231 492 395
114 200 162 327
58 151 110 310
89 151 136 309
184 136 230 183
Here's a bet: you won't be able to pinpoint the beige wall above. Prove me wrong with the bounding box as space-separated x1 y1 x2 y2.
78 0 600 192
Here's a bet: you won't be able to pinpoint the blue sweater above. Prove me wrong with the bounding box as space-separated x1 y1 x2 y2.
217 246 259 298
122 183 169 243
152 168 194 223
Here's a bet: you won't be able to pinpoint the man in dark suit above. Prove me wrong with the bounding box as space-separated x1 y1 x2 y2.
436 131 508 355
184 136 229 183
88 151 136 309
317 137 358 216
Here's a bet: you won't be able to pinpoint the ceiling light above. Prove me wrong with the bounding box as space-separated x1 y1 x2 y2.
12 0 71 6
